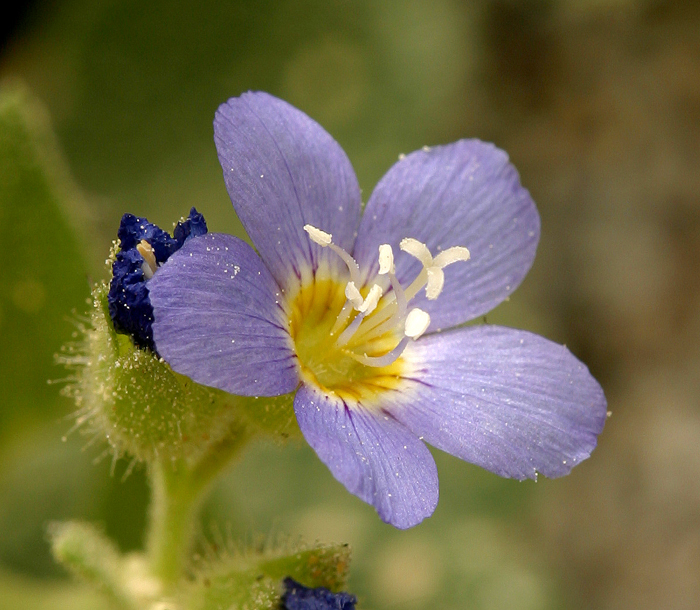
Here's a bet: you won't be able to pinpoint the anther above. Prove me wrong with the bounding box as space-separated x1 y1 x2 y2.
137 240 157 279
425 268 444 300
358 284 383 315
304 223 360 285
304 224 332 246
345 281 364 309
433 246 471 268
378 244 395 275
404 308 431 339
335 284 384 347
345 281 383 314
400 238 432 267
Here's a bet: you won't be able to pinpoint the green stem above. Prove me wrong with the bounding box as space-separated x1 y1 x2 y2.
146 423 252 588
146 463 198 586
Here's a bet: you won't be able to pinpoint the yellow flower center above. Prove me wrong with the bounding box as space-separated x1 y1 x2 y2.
290 278 406 402
288 225 471 404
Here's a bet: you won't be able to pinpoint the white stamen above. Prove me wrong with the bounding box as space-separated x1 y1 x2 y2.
304 223 360 285
399 239 471 300
400 238 433 267
335 312 365 347
348 337 410 368
404 308 431 339
137 240 157 279
378 244 395 275
425 267 445 300
304 224 332 246
344 281 364 309
298 224 468 369
404 267 429 302
351 270 407 344
425 246 471 299
358 284 383 315
336 285 383 346
388 271 408 321
330 300 355 336
433 245 471 268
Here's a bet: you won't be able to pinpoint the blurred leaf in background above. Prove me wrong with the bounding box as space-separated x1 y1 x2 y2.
0 86 149 600
0 87 90 441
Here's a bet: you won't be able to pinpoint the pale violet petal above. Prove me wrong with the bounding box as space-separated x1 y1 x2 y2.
214 91 361 293
149 233 300 396
294 383 438 529
353 140 539 330
389 325 607 480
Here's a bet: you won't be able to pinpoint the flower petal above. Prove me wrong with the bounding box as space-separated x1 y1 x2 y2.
149 233 300 396
390 325 607 480
214 91 362 293
294 383 438 528
353 140 539 330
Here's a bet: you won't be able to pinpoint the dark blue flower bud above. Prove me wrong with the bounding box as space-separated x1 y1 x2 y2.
174 207 208 247
107 208 207 351
281 577 357 610
116 213 178 263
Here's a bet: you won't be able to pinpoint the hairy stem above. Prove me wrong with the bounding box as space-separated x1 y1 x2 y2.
146 421 252 588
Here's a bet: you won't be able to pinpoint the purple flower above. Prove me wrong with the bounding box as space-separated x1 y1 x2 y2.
147 92 607 528
281 577 357 610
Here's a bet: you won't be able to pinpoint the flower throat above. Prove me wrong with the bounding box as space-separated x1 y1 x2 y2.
289 225 470 399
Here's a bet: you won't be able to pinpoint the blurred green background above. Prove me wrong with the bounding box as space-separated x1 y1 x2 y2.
2 0 700 608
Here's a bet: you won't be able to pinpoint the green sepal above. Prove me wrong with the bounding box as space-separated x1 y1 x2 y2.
184 542 352 610
236 391 300 442
70 282 240 466
67 282 300 469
